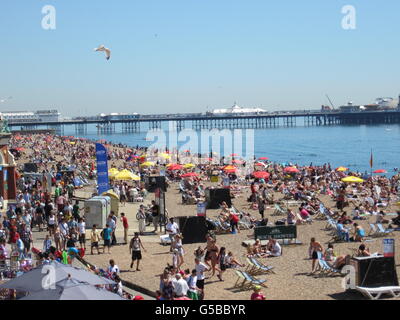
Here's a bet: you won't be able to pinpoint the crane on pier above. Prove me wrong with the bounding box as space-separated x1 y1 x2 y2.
325 94 335 110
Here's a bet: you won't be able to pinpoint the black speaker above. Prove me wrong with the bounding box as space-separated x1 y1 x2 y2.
178 216 207 244
350 256 399 288
24 163 38 173
205 188 231 209
145 176 167 193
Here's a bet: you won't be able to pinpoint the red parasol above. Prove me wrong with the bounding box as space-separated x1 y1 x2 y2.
284 167 299 173
232 159 244 164
373 169 387 174
181 172 198 178
168 164 183 171
258 157 269 160
252 171 270 179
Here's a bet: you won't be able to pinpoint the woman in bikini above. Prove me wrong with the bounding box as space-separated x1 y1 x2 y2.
204 235 220 277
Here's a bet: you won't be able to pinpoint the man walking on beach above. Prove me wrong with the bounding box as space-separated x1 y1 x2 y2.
166 218 179 252
102 224 112 254
129 232 146 271
120 213 129 244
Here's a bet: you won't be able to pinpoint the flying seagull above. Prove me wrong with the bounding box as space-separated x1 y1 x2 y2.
94 45 111 60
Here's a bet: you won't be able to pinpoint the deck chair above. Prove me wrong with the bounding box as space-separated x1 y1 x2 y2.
319 259 341 275
355 286 400 300
376 223 394 236
233 270 248 289
272 203 287 216
239 270 268 289
250 257 275 274
368 223 379 237
245 258 259 275
314 204 327 220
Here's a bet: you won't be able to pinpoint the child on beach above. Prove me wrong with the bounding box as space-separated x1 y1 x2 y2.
194 246 204 260
251 285 266 300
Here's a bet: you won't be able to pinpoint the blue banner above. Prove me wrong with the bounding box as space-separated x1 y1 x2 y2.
95 143 109 195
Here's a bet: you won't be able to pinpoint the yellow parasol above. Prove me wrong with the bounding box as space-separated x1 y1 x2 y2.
183 163 195 169
108 168 119 179
336 167 348 172
341 176 364 183
140 161 155 167
159 153 171 159
115 169 140 181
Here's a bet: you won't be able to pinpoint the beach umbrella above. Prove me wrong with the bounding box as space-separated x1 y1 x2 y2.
258 157 269 160
254 162 266 167
336 167 348 172
181 172 198 178
284 167 299 173
108 171 119 179
20 278 124 300
167 164 183 171
230 153 239 157
0 261 115 293
183 163 195 169
232 159 244 165
373 169 387 174
159 153 171 159
252 171 270 179
115 170 140 181
223 165 237 173
140 161 155 167
223 165 236 170
341 176 364 183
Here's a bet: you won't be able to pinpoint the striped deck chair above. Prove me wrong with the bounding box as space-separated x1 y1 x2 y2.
376 223 394 236
250 257 275 275
272 203 287 216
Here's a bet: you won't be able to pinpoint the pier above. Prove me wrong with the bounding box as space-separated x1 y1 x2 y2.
8 109 400 134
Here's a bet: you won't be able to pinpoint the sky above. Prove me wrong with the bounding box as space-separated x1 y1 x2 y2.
0 0 400 116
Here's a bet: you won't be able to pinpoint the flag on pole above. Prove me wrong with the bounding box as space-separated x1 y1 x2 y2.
369 150 373 169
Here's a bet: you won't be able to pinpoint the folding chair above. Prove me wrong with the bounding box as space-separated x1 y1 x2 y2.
368 223 379 237
250 257 275 275
376 223 394 236
240 270 268 289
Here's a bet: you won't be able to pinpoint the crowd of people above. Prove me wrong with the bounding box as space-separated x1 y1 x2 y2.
1 133 400 300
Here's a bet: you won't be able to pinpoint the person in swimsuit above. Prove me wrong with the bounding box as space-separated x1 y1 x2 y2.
203 235 220 277
309 237 323 273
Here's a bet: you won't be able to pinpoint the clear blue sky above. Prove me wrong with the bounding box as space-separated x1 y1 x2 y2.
1 0 399 116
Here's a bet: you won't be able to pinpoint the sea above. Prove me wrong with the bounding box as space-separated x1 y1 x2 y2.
62 123 400 175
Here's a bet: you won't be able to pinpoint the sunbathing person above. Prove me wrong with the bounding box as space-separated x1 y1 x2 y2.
266 239 282 257
338 212 352 225
350 223 365 242
225 251 244 268
327 254 350 270
356 244 371 257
